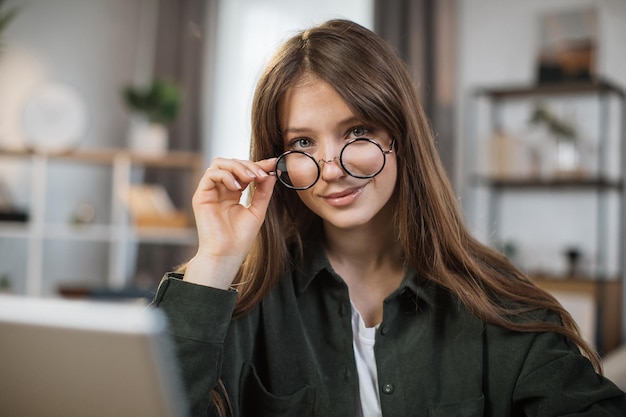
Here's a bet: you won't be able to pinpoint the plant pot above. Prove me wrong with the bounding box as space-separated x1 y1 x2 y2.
556 136 580 174
128 116 168 156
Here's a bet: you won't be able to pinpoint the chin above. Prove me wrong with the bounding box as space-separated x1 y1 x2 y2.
302 188 396 232
321 208 387 232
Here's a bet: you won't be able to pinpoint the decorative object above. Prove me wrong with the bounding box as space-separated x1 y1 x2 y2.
564 246 582 277
70 203 95 225
0 180 27 222
122 78 182 156
20 82 89 153
529 104 581 175
122 184 189 228
488 128 516 177
488 128 536 179
536 8 597 84
0 273 11 293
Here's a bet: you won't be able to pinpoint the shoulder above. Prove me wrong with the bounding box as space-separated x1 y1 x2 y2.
425 283 574 367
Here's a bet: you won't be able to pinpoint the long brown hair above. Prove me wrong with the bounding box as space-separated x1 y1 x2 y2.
223 19 601 371
203 18 601 415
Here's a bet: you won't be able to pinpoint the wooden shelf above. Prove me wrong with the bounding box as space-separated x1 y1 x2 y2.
41 223 115 242
0 148 203 295
0 148 202 169
474 79 625 99
130 226 198 245
0 221 31 239
531 276 622 353
470 80 626 353
479 176 622 190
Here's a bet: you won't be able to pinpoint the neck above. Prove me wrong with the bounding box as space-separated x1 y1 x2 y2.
322 211 406 328
323 222 403 273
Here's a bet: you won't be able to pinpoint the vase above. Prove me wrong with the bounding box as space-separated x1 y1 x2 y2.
128 116 168 156
556 136 580 174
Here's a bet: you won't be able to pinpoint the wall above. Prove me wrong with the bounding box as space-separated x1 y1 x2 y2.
0 0 157 152
201 0 374 163
0 0 373 295
0 0 158 294
457 0 626 340
458 0 626 223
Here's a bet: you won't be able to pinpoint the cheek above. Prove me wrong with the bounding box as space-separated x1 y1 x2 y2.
382 157 399 189
377 158 400 207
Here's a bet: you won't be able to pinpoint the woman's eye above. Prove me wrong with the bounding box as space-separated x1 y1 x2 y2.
289 138 313 149
350 126 369 137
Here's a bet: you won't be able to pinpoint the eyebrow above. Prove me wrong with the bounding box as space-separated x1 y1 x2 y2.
282 127 313 136
282 116 364 136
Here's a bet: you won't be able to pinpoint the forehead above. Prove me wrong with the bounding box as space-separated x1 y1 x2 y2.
278 76 356 132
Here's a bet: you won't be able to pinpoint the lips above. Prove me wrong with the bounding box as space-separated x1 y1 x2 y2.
323 188 359 199
320 184 367 207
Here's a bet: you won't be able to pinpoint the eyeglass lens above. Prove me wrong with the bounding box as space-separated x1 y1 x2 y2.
275 138 388 190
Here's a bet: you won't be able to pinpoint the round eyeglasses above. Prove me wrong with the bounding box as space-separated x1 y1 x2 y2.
274 138 395 190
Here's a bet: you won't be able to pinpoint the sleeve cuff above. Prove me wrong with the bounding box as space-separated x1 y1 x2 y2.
152 273 238 344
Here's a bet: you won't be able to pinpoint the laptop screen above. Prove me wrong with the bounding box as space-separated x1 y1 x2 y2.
0 295 190 417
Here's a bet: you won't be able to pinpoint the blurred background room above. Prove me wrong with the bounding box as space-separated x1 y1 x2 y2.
0 0 625 377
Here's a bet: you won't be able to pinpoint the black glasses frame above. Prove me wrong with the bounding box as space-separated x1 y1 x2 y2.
274 137 395 190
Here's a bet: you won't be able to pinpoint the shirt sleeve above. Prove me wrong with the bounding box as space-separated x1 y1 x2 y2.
513 329 626 416
152 273 238 417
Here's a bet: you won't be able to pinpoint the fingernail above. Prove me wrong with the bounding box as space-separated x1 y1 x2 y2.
257 169 268 177
233 179 242 190
246 170 257 178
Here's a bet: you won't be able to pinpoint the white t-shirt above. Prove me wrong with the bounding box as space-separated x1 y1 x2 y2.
351 302 382 417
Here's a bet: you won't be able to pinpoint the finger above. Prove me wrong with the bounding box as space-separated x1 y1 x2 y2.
198 158 263 191
253 158 278 176
247 173 277 219
197 167 246 193
213 158 269 182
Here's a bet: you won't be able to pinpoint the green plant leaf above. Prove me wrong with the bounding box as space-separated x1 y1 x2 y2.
0 1 19 34
122 78 183 125
529 104 576 139
0 1 18 55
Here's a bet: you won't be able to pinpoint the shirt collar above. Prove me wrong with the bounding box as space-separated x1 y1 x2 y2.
295 240 338 292
294 240 438 309
395 267 438 309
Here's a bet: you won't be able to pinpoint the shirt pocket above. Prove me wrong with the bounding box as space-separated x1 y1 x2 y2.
239 362 316 417
428 395 485 417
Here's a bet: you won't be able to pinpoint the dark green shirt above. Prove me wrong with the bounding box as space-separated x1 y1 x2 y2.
153 243 626 416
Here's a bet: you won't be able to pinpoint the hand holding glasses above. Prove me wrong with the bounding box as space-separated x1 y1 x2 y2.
274 138 395 190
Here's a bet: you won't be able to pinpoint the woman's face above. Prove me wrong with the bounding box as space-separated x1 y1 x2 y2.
278 76 398 232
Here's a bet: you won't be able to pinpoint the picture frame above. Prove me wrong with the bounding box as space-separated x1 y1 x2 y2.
536 7 598 84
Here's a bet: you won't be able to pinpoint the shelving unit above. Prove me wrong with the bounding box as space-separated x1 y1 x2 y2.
0 148 202 296
469 80 626 353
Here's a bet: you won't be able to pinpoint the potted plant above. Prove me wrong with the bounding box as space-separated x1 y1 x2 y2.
122 78 182 155
529 103 580 175
0 0 19 56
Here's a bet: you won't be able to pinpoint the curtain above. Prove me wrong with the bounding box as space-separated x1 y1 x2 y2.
374 0 458 183
152 0 209 152
135 0 218 282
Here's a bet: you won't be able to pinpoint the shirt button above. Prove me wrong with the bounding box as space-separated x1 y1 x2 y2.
380 324 389 335
382 383 394 394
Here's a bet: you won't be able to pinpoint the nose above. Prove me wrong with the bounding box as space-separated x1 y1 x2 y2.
316 141 345 182
316 139 343 165
318 155 345 181
318 156 339 165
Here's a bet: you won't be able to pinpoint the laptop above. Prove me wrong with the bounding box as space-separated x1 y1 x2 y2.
0 294 190 417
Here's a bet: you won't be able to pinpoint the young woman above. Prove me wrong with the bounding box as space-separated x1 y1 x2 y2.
153 19 626 417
